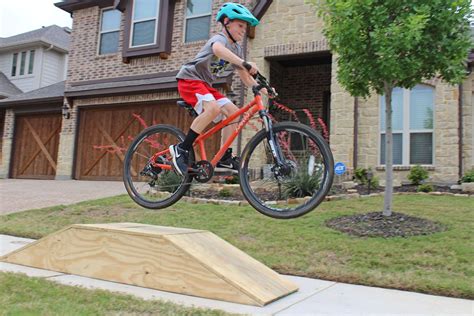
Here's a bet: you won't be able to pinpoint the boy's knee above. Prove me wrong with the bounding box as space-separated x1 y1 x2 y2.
221 103 239 119
203 101 221 116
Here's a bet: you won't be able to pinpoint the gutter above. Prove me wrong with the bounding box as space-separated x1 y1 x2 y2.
0 40 68 54
0 96 64 109
236 31 249 156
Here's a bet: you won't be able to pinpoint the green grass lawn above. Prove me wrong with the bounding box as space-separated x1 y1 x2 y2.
0 194 472 300
0 272 233 315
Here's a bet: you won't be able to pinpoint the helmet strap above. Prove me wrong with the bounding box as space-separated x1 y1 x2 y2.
222 20 237 43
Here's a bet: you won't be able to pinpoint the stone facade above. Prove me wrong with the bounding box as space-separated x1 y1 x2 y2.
245 0 354 179
356 75 473 185
246 0 472 185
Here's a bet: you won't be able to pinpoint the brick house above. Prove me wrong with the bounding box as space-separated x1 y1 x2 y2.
1 0 472 185
0 25 70 179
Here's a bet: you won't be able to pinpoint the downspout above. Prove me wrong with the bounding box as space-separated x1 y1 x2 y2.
458 82 463 181
237 32 249 156
353 97 359 172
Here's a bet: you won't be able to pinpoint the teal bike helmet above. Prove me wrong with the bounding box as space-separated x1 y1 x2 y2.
216 2 259 27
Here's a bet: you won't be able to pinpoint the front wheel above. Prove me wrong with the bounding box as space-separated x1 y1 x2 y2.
123 124 194 209
239 122 334 219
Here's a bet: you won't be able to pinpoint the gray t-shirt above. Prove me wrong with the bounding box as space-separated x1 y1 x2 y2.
176 32 243 86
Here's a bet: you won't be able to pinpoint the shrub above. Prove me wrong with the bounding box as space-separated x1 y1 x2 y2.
224 175 239 184
156 171 182 193
460 169 474 183
354 167 368 184
417 184 434 193
354 167 378 189
218 188 232 198
368 176 379 189
283 170 322 198
408 165 429 185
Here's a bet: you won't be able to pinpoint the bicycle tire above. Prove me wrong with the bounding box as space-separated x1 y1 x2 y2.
123 124 194 209
239 121 334 219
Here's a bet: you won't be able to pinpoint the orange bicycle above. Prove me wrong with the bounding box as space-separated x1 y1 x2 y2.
123 73 334 219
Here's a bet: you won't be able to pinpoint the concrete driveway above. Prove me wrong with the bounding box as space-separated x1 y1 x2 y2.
0 179 127 215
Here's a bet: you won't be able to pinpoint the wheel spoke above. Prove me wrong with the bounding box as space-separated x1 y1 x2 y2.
123 126 193 209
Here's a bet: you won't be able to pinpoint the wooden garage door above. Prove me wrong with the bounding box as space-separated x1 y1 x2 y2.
75 103 221 180
11 113 62 179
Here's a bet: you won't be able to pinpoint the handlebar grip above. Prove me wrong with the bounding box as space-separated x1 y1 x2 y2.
242 61 252 71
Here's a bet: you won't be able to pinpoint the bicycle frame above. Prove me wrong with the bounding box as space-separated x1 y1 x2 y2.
150 94 267 171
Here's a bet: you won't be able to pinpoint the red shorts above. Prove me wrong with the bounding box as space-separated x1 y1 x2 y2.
177 79 231 119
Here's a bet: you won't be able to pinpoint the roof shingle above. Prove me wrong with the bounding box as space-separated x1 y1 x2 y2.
0 72 22 98
0 25 70 51
0 81 64 107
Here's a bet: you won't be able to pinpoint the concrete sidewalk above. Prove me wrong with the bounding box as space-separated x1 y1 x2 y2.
0 234 472 315
0 179 126 215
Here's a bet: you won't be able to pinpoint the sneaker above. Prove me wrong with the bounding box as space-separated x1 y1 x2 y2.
169 144 189 176
217 149 240 171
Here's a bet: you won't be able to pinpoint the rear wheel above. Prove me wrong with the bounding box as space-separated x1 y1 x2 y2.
239 122 334 219
123 124 194 209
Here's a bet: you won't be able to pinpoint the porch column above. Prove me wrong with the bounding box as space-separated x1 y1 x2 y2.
55 103 77 180
0 109 15 178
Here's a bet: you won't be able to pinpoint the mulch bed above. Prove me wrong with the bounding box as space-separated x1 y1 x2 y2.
189 182 463 238
325 211 446 238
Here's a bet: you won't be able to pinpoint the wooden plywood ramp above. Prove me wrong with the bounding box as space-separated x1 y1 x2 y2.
0 223 298 306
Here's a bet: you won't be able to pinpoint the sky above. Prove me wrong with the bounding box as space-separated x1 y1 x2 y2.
0 0 72 37
0 0 473 38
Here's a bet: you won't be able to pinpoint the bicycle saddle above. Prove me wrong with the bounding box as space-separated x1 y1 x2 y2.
177 100 198 118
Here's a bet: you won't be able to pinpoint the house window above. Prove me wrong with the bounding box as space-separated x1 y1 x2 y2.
130 0 160 47
99 9 121 54
122 0 175 59
19 51 27 76
28 50 35 74
11 51 35 77
185 0 212 43
11 53 18 77
380 85 434 165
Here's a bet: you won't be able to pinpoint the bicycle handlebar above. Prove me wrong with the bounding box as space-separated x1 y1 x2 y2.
240 61 278 98
252 72 278 98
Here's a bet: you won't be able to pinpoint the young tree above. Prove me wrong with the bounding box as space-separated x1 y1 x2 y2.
309 0 472 216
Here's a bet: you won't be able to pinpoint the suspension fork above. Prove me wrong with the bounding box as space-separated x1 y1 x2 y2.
259 110 286 167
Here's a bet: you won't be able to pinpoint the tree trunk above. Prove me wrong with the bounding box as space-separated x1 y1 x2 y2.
383 82 394 217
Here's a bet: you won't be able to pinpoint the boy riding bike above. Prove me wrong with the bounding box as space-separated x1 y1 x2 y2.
169 2 268 176
122 2 335 219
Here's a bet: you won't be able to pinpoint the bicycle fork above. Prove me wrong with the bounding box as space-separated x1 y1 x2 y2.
259 111 292 177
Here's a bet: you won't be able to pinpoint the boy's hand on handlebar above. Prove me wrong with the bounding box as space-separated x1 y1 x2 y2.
269 86 277 98
262 86 278 98
242 61 259 76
